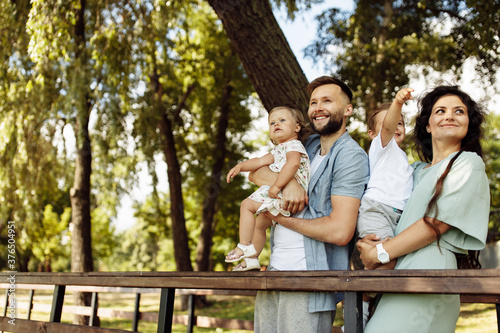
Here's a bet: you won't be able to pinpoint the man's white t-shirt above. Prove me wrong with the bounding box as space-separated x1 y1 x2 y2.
270 150 326 270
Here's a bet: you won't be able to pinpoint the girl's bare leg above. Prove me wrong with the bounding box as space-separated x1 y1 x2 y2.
238 198 262 245
252 213 273 256
226 198 262 260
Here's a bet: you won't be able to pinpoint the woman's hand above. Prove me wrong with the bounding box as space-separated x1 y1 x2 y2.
357 234 386 270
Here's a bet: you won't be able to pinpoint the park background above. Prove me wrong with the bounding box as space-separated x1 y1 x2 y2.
1 0 500 325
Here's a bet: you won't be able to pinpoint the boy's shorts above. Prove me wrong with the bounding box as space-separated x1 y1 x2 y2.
357 196 402 239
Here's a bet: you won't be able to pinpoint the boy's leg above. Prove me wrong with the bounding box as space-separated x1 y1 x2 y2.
252 213 273 256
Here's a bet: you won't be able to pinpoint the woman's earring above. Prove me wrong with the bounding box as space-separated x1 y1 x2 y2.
426 127 431 133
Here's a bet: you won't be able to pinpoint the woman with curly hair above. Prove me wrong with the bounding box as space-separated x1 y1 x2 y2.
357 85 490 332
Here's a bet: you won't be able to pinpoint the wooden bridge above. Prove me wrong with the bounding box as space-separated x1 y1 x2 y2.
0 269 499 332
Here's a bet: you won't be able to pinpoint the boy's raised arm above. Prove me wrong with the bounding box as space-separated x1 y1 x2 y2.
380 88 413 147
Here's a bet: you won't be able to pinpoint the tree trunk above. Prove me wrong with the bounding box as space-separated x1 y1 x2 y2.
152 73 194 272
365 0 394 116
207 0 310 113
70 111 94 325
195 80 232 272
70 0 96 325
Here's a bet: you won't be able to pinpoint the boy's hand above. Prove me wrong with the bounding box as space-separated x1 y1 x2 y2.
226 165 241 183
395 87 414 104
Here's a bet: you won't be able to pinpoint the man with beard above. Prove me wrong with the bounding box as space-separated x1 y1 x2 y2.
249 76 369 333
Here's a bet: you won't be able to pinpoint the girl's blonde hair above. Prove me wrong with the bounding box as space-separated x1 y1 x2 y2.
269 106 311 144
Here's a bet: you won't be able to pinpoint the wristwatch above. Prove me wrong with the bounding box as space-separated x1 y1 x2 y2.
376 243 390 264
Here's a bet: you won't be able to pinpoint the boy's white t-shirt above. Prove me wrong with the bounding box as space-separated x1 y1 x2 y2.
364 133 413 210
270 150 326 271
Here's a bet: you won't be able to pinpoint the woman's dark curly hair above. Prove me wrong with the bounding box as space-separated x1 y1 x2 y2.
412 85 486 162
411 85 487 269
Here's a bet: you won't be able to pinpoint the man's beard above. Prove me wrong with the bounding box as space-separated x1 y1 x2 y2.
310 113 343 135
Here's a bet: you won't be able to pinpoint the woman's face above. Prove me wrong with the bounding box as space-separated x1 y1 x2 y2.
427 94 469 145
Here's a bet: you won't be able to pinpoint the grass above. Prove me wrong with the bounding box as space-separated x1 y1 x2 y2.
6 289 498 332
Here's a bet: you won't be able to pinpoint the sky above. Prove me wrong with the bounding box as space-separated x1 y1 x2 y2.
112 0 499 232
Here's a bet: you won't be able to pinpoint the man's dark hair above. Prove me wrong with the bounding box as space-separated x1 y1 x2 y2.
306 76 353 102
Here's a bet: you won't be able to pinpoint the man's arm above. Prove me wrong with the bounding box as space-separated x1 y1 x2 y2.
358 217 451 269
248 166 308 213
269 195 360 246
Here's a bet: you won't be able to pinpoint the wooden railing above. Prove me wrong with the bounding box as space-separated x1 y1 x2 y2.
0 283 256 332
0 269 499 333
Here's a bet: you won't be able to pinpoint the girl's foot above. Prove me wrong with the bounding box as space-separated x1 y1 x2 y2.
232 257 261 271
225 243 257 263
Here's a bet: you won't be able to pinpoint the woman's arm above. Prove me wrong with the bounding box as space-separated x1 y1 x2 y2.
358 217 452 269
267 151 301 198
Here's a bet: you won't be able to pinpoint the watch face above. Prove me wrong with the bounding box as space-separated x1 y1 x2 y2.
377 244 390 263
379 253 389 263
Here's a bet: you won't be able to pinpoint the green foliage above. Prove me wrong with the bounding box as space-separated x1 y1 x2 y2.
28 205 71 271
272 0 324 19
483 113 500 242
125 0 258 269
104 193 175 271
306 0 500 116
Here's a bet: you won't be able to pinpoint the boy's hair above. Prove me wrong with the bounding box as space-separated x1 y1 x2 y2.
269 106 312 143
367 102 406 132
367 102 392 132
306 76 353 103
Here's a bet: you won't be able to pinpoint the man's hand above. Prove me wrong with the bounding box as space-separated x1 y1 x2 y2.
357 234 389 270
249 166 308 214
356 233 381 248
281 180 308 213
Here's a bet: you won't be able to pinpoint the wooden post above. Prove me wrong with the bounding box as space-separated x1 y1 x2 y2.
496 303 499 332
89 291 98 326
187 294 196 333
344 291 363 333
27 289 34 319
49 285 66 323
132 293 141 332
157 288 175 333
2 289 8 317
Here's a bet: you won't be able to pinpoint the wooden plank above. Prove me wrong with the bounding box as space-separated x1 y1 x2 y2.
0 317 129 333
49 275 499 294
460 294 500 303
171 315 253 331
195 316 254 331
4 273 498 295
0 283 255 296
